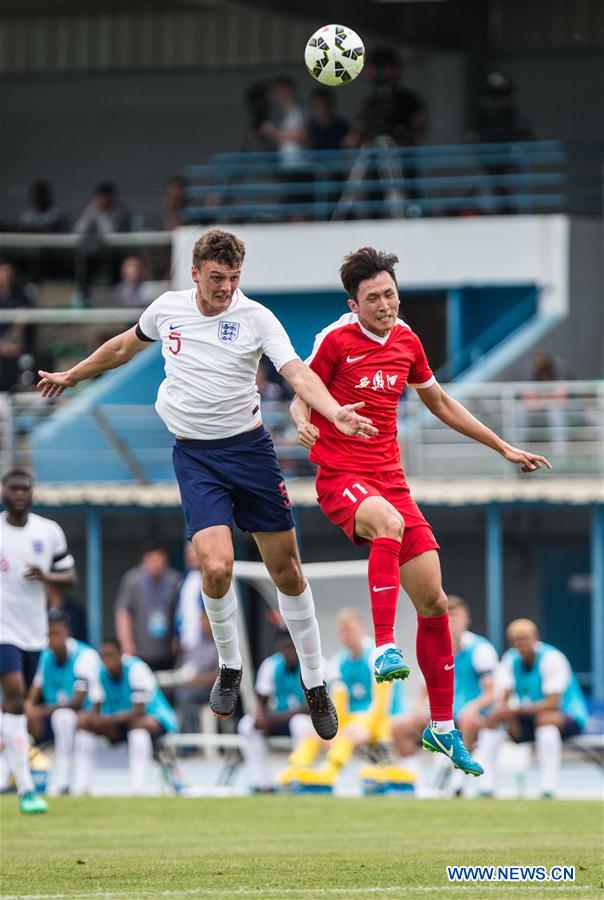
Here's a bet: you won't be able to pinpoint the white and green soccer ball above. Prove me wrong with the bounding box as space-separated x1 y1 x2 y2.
304 24 365 87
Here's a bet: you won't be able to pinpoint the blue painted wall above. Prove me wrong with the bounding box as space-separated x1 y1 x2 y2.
256 291 348 360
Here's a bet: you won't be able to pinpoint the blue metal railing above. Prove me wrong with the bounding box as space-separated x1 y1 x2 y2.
184 141 602 222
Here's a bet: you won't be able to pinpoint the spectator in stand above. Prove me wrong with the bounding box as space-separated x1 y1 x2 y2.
465 73 533 214
0 262 32 330
307 89 349 151
241 80 276 153
344 47 427 149
74 183 132 301
260 77 311 221
173 611 219 735
75 182 131 236
518 351 568 447
113 256 148 308
0 262 34 392
467 72 533 145
161 176 189 231
261 76 307 166
17 180 67 233
114 544 181 672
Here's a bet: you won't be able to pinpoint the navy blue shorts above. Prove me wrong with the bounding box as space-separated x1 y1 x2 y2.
172 426 295 540
511 713 583 743
0 644 41 688
108 721 167 745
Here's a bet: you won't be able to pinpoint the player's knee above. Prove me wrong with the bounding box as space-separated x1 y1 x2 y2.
420 588 447 617
535 710 559 729
202 558 233 594
271 557 305 595
51 707 76 728
375 511 404 541
3 694 25 715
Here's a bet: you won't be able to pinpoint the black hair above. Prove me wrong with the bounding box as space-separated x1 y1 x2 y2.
340 247 399 300
140 542 167 557
274 75 296 91
1 468 33 487
100 637 121 650
95 181 117 197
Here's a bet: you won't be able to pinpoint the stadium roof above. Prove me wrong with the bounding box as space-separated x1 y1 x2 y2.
33 477 604 509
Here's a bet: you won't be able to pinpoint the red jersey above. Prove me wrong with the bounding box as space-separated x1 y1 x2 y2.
307 313 435 473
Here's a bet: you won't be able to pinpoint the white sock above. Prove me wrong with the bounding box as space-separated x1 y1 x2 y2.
202 585 242 669
371 643 397 666
50 708 77 792
431 719 455 733
474 727 501 794
277 583 323 689
238 714 271 789
536 724 562 795
72 730 96 795
127 728 153 795
2 712 34 795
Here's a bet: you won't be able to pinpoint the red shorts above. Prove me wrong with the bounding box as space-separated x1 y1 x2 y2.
315 468 440 564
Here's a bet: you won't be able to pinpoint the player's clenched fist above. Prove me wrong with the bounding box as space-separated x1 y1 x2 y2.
298 422 320 449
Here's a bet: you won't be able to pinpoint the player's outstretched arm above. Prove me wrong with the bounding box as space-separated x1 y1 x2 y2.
416 382 552 473
37 326 150 398
289 394 320 450
281 359 378 440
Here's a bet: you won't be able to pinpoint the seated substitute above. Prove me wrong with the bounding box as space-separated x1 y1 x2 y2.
280 608 407 792
238 632 311 793
391 595 498 793
25 610 102 795
77 639 178 795
483 618 588 798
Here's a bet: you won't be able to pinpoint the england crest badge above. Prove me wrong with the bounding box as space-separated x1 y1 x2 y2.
218 321 240 343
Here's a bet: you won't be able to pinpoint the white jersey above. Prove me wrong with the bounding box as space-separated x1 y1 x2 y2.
0 512 75 651
137 288 299 440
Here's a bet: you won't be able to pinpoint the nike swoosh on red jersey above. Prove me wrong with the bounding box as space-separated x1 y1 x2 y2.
372 585 397 593
346 354 367 363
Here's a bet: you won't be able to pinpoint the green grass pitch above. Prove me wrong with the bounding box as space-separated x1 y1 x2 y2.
1 796 602 899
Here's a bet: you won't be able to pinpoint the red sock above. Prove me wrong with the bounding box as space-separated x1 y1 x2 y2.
368 537 402 647
416 613 454 721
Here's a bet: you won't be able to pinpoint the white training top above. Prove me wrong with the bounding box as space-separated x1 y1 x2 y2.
137 288 299 440
497 643 572 698
459 631 499 676
0 512 75 651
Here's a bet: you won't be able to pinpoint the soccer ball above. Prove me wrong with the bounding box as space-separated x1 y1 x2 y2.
304 24 365 87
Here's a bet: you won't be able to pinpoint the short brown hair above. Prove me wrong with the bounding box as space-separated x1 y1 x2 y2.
340 247 399 300
192 229 245 270
447 595 469 612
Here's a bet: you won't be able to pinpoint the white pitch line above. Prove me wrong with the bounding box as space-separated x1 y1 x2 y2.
2 885 595 899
